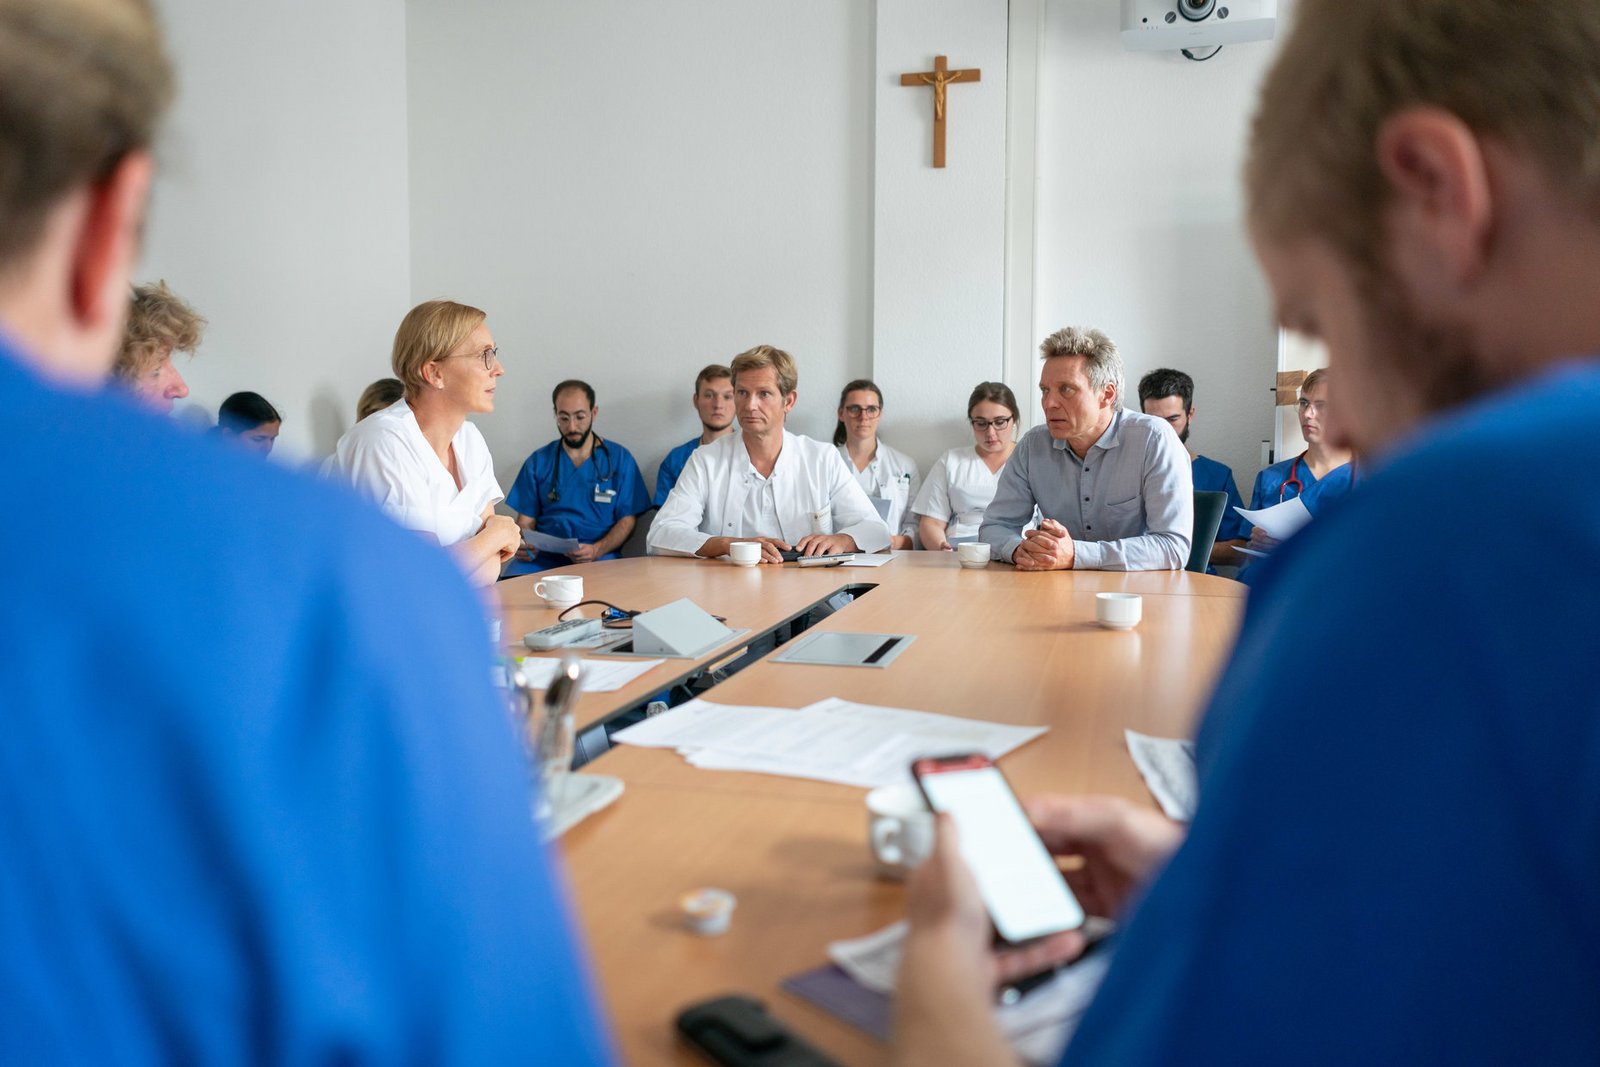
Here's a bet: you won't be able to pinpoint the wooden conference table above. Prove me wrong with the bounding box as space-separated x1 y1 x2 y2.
497 554 1246 1066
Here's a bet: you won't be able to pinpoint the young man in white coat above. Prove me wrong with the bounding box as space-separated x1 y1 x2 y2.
648 344 891 563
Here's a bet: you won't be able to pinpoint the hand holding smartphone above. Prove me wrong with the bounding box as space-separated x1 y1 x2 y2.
911 753 1085 945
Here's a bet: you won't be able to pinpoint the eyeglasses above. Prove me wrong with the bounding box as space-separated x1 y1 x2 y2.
451 345 499 371
843 404 881 418
969 416 1014 431
1297 399 1328 414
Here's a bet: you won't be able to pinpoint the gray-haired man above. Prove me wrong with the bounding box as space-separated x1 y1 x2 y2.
978 327 1191 571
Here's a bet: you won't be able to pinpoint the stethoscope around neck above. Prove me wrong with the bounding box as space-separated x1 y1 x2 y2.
545 436 613 503
1279 452 1307 502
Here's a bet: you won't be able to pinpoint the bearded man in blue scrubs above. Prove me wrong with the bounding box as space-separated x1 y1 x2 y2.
895 1 1600 1063
0 2 610 1060
1138 367 1247 569
506 378 651 574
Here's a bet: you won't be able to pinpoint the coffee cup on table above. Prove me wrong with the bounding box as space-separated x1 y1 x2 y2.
956 542 992 568
728 541 762 566
1094 591 1142 630
866 783 934 880
535 574 583 608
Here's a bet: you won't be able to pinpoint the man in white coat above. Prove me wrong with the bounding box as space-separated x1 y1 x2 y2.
648 345 891 563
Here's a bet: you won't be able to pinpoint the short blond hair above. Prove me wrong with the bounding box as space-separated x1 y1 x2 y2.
730 344 798 397
0 0 172 269
1040 326 1123 402
1248 1 1600 271
115 280 205 380
391 300 486 397
1300 367 1329 397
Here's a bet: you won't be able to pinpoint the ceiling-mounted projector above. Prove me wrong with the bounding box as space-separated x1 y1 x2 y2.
1120 0 1277 52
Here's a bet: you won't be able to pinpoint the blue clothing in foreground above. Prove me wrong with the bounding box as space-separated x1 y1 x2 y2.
1064 361 1600 1064
505 437 650 575
653 435 701 507
0 339 613 1063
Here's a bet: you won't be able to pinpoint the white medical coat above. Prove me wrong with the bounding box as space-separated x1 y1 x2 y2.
328 399 504 547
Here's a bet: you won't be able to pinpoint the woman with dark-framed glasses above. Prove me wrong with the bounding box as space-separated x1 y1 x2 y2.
912 382 1023 551
833 378 922 550
328 299 521 586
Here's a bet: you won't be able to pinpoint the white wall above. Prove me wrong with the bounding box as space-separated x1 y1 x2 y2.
1032 0 1287 486
140 0 413 463
872 0 1010 466
405 0 873 495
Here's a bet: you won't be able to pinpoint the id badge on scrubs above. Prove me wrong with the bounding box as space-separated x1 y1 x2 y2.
593 485 617 505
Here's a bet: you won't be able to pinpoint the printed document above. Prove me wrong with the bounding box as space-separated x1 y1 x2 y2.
521 528 583 555
1234 496 1312 541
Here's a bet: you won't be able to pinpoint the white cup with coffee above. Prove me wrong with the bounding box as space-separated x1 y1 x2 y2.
866 782 934 880
956 542 992 568
535 574 584 608
1094 591 1142 630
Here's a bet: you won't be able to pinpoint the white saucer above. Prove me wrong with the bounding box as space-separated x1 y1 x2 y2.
958 559 990 569
729 558 759 568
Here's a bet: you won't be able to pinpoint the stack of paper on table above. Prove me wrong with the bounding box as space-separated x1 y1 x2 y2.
611 695 1046 788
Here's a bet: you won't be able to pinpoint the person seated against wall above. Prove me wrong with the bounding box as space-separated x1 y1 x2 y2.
328 300 521 586
356 377 405 422
504 379 651 575
1247 368 1356 554
654 363 735 506
834 379 921 550
212 391 281 456
648 344 891 562
112 280 204 414
1138 367 1247 569
914 382 1023 551
978 328 1192 571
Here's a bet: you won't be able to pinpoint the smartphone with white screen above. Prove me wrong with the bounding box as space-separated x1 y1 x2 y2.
911 753 1085 945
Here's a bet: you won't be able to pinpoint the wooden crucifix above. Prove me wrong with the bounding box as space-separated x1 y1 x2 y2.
900 55 981 168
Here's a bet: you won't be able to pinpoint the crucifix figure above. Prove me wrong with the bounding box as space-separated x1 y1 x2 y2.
900 55 981 168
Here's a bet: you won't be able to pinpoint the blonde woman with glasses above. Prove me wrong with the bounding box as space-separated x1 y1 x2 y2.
329 300 520 585
912 382 1022 551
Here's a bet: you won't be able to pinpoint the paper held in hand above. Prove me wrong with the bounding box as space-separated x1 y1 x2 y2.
1234 496 1312 541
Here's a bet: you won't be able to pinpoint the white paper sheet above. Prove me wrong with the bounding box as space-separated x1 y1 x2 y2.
1124 729 1198 821
521 528 583 555
513 656 664 692
1233 496 1312 541
1232 544 1270 559
839 554 895 567
612 696 1046 789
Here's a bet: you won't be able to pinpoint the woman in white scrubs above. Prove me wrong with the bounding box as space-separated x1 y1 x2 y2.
834 379 921 550
913 382 1021 551
329 300 521 586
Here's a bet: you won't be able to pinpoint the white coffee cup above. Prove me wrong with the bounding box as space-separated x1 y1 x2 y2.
535 574 583 607
1095 591 1142 630
866 783 934 880
728 541 762 566
956 542 992 568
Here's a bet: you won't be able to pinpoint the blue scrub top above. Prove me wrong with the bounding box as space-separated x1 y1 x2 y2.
1298 460 1355 517
1249 450 1320 511
506 436 650 575
1192 454 1246 543
1062 362 1600 1065
653 435 701 507
0 338 614 1063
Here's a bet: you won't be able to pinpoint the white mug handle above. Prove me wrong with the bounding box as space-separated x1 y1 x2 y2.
534 580 550 599
871 818 903 865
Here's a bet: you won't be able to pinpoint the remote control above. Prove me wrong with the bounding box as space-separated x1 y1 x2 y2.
796 552 854 567
524 617 603 651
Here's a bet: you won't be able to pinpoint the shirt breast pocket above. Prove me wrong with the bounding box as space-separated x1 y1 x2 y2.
1101 495 1144 535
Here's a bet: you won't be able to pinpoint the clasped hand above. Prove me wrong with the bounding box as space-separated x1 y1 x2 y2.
1013 519 1075 571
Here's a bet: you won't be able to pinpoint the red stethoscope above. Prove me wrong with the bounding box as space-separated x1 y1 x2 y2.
1279 453 1308 501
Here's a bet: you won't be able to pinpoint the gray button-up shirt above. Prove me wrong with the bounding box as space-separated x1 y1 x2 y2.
978 408 1193 570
